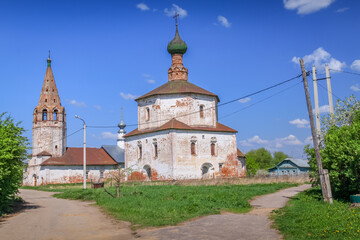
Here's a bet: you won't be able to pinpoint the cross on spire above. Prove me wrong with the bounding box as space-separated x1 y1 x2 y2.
48 50 51 59
173 12 179 27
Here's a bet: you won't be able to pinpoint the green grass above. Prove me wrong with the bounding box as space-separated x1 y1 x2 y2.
272 188 360 239
24 182 297 228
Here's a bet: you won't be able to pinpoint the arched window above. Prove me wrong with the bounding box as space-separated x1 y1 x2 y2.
200 105 204 118
53 110 58 121
42 109 47 121
191 142 196 155
138 141 142 159
211 143 215 156
146 107 150 121
153 139 158 158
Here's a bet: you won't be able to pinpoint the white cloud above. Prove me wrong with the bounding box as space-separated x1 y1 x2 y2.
142 73 151 78
100 131 118 140
336 7 349 13
136 3 150 11
283 0 335 15
146 79 155 84
69 100 87 107
217 15 231 28
289 118 309 128
120 92 138 100
305 136 313 144
94 105 101 110
164 4 187 18
292 47 346 71
351 60 360 72
238 97 251 103
318 105 330 114
275 134 303 146
350 84 360 92
239 134 302 149
248 136 269 144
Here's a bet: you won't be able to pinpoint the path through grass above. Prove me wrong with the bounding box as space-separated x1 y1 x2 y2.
24 182 296 228
272 188 360 239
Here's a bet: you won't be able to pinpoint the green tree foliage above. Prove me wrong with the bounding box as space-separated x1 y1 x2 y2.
245 148 288 175
304 95 360 198
0 113 28 214
273 151 289 165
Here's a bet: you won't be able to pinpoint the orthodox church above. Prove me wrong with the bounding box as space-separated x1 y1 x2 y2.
23 56 124 186
124 24 246 180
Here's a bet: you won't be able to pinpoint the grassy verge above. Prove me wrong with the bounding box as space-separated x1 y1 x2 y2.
23 182 297 228
271 188 360 239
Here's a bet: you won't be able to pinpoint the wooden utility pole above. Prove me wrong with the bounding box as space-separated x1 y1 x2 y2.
300 59 332 203
312 65 321 141
325 65 335 116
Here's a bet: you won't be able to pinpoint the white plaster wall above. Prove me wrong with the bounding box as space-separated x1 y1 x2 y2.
171 131 239 179
23 163 115 186
33 120 66 157
125 131 174 180
124 129 244 180
137 94 218 131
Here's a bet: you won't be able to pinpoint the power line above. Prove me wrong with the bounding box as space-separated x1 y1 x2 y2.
31 127 84 151
329 68 360 76
219 80 303 120
317 82 341 100
87 73 303 129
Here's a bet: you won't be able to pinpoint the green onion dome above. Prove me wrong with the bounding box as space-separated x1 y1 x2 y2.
167 26 187 55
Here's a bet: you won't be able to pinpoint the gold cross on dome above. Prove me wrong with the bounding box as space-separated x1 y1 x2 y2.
174 12 179 26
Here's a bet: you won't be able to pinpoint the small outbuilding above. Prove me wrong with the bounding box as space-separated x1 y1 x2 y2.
268 158 310 176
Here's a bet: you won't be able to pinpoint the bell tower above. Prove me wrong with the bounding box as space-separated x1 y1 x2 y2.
32 54 66 157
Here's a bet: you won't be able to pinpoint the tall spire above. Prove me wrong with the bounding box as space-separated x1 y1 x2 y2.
167 12 188 81
38 53 61 106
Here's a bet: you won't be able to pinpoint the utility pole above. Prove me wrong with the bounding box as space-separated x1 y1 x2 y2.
325 65 335 116
312 65 321 142
75 115 87 189
300 59 332 203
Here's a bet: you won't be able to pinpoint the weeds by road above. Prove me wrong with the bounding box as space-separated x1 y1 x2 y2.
23 182 297 229
271 187 360 239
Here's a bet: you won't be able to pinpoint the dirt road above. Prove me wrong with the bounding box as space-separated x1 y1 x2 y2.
0 189 134 240
0 185 310 240
137 184 311 240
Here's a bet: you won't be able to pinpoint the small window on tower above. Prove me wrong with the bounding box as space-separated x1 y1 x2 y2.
42 110 47 121
146 107 150 121
200 105 204 118
52 89 54 92
55 145 58 150
53 110 58 121
46 88 48 92
45 99 47 102
53 99 56 103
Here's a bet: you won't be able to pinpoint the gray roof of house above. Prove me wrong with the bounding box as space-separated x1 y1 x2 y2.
101 145 124 163
269 158 310 170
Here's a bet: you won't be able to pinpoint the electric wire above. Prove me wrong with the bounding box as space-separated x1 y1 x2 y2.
87 73 303 129
219 80 303 120
30 127 84 150
329 69 360 76
317 82 341 100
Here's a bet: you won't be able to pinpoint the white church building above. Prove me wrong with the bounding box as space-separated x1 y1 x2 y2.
124 24 246 180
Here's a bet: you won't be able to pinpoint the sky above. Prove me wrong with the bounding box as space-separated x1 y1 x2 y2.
1 0 359 159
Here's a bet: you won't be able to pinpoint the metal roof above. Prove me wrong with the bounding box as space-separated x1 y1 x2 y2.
101 145 124 164
269 158 310 170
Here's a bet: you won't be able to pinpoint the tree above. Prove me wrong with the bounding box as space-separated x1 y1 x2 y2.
304 96 360 198
0 113 28 214
273 151 289 165
106 166 132 198
246 148 273 169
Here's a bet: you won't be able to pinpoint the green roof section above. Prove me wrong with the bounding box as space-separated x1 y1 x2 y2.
167 25 187 55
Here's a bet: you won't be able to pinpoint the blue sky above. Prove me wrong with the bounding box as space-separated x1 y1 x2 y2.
1 0 359 158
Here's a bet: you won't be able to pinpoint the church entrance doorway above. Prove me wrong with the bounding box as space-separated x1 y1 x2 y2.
143 165 152 180
201 163 213 179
